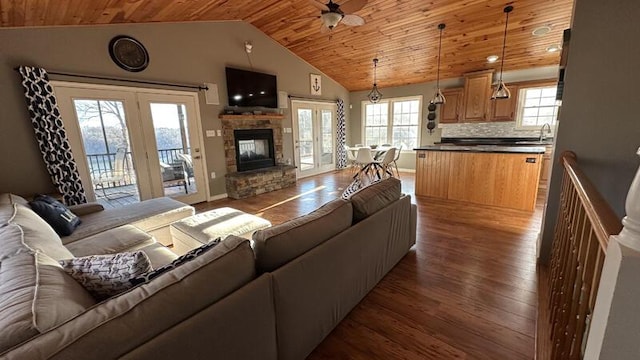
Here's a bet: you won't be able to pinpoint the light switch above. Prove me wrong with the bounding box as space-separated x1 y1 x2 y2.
206 130 216 137
217 130 222 136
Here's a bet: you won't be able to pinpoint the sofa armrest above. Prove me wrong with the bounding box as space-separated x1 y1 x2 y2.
2 236 257 359
68 202 104 216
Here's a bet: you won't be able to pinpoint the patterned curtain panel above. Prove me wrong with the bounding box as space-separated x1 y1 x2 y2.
18 66 87 205
336 99 347 169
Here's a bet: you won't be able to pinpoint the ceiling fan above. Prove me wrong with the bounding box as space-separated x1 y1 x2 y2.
304 0 367 31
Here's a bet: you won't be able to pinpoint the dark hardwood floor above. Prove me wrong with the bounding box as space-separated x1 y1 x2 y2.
196 170 543 359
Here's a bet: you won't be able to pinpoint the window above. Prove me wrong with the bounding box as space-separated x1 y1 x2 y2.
362 96 422 150
516 86 559 128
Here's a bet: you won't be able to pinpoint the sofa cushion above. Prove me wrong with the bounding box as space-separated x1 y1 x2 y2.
253 199 353 273
137 242 179 269
29 194 81 236
60 251 152 301
62 197 194 245
0 204 74 261
130 238 220 286
0 193 29 206
65 225 156 257
347 177 402 222
0 251 96 354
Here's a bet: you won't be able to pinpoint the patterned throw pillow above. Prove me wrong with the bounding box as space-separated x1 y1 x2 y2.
60 251 152 301
130 238 221 286
341 177 382 200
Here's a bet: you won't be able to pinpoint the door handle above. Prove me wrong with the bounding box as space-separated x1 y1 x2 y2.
193 155 201 160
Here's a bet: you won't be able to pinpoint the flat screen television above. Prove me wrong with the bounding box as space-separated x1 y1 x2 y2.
226 67 278 108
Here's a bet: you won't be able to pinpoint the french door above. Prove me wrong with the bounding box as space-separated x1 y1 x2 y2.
53 82 208 205
291 101 336 178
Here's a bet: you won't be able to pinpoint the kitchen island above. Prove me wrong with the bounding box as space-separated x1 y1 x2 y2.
414 145 545 211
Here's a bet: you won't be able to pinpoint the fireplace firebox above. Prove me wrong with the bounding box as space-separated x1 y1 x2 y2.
234 129 276 172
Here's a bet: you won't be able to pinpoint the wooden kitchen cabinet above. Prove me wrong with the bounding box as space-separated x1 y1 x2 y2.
439 88 463 123
415 149 543 211
462 70 494 122
490 84 518 121
539 145 554 189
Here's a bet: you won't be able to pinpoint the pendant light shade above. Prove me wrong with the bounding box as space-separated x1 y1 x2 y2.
368 58 382 103
432 23 446 105
491 6 513 100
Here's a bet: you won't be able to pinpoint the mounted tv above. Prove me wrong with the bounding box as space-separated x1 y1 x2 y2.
226 67 278 108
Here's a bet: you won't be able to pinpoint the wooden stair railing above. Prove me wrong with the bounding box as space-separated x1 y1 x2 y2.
544 151 622 360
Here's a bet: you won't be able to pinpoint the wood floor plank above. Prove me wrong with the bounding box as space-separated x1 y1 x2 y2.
196 170 543 359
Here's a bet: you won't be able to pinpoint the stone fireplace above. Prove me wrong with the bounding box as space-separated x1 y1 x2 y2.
221 114 296 199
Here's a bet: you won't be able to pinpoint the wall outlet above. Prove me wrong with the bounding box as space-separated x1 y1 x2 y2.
210 172 216 179
206 130 216 137
217 130 222 136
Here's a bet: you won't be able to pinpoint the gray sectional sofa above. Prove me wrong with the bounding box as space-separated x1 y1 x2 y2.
0 177 416 359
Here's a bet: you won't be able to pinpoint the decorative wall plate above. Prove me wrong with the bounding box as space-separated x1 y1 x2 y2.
109 36 149 72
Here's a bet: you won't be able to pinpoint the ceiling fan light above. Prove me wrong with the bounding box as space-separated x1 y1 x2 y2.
491 81 511 100
432 88 446 104
322 12 343 29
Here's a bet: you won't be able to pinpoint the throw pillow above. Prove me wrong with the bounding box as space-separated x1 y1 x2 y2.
130 238 221 286
29 194 81 236
60 251 152 301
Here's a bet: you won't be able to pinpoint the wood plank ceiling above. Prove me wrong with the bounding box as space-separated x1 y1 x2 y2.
0 0 574 91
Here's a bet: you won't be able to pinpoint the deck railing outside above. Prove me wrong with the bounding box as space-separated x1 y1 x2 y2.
546 151 622 359
87 147 188 188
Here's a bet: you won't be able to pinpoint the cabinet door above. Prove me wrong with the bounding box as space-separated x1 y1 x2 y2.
439 88 463 123
462 71 493 122
490 85 518 121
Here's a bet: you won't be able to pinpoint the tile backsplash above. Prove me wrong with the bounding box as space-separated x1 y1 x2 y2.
440 121 540 138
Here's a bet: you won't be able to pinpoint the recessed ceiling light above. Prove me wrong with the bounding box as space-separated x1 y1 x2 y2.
486 55 499 63
532 26 552 36
546 44 561 53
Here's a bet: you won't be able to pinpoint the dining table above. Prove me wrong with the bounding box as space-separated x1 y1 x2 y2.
346 146 393 160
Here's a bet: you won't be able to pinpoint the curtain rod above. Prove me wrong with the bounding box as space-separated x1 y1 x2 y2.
13 67 208 91
288 95 338 103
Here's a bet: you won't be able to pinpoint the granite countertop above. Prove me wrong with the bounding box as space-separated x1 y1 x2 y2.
439 137 554 146
414 144 546 154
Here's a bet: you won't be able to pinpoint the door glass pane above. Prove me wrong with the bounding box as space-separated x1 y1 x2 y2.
320 109 333 166
149 103 197 197
73 99 140 208
297 108 314 171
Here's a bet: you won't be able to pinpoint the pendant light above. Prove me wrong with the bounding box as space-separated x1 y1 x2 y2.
432 23 446 104
491 5 514 100
368 58 382 103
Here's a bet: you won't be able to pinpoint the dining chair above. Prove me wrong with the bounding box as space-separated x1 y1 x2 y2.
376 147 397 177
354 146 375 175
343 144 357 173
391 145 403 177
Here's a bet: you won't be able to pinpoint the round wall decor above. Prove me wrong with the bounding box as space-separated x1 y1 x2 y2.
108 35 149 72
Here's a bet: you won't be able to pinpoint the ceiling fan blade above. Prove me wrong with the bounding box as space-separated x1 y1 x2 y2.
338 0 367 14
341 14 365 26
308 0 329 11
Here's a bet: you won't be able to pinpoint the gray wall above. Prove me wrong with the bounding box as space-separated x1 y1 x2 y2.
540 0 640 262
349 66 557 169
0 21 349 198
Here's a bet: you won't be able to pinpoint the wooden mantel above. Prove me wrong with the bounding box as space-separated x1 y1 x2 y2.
219 114 284 120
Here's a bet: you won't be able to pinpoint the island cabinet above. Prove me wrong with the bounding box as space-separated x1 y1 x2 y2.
439 88 463 123
462 70 494 122
415 147 544 211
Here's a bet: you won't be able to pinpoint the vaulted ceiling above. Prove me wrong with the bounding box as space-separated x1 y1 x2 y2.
0 0 574 91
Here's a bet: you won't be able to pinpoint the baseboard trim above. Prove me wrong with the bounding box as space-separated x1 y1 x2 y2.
398 168 416 173
208 193 228 202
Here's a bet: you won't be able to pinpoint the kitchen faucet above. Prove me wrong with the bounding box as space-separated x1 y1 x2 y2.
539 123 552 141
